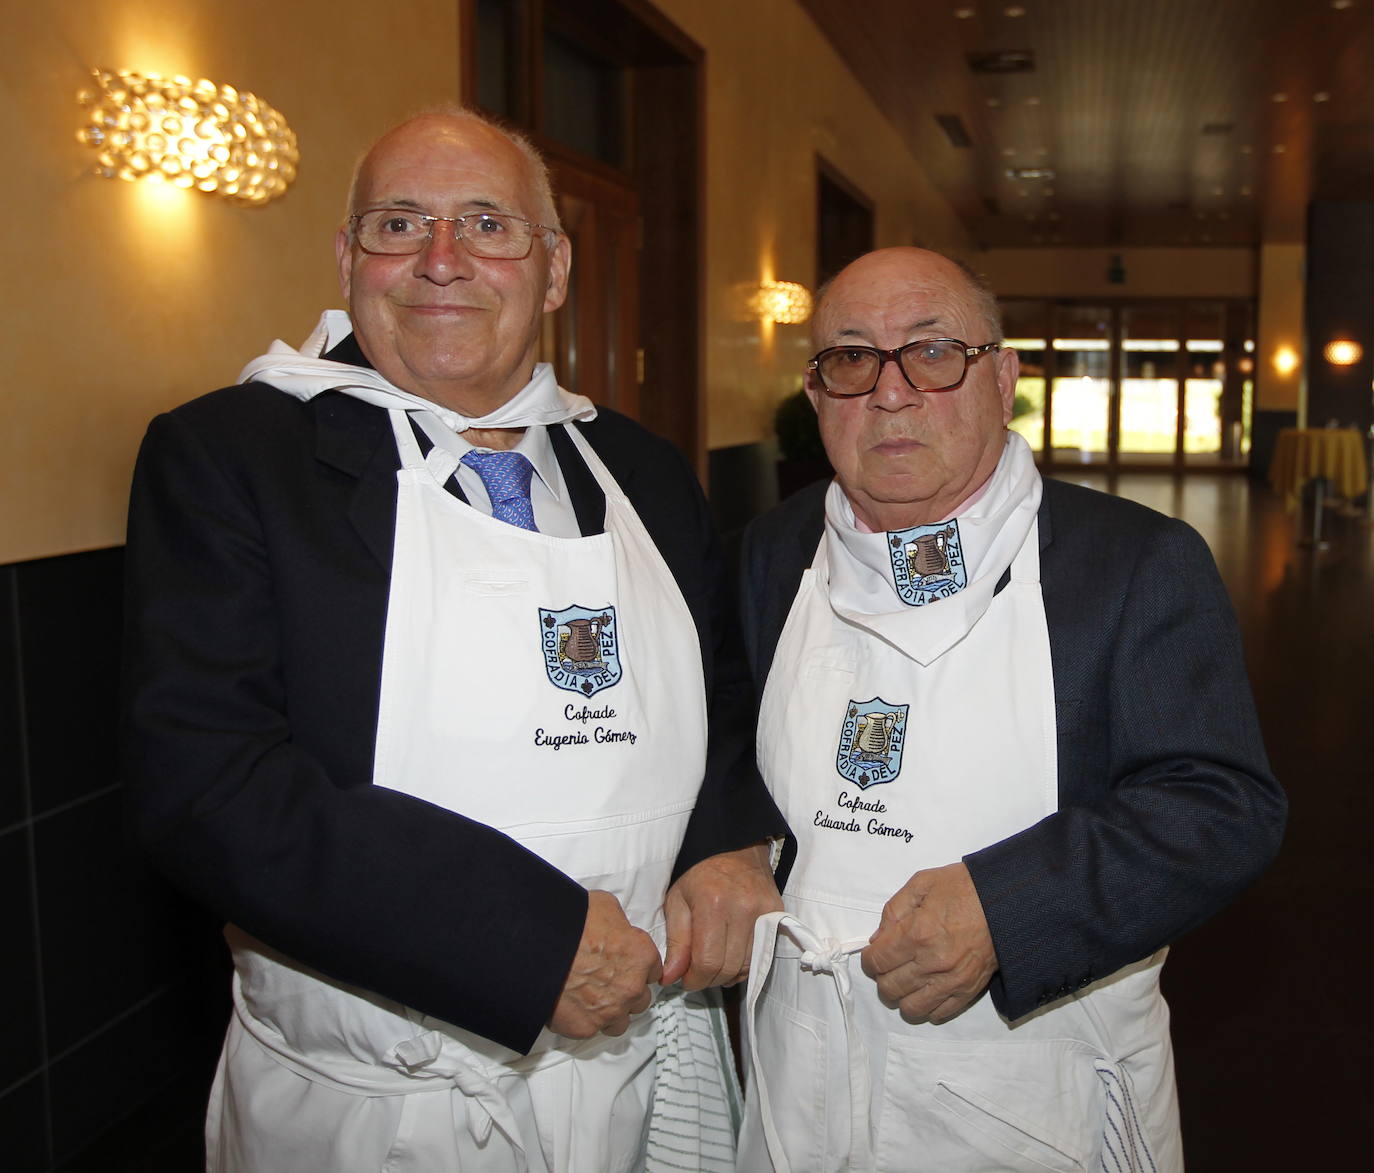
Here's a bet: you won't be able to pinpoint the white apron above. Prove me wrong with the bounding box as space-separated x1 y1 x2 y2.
207 413 715 1173
738 464 1180 1172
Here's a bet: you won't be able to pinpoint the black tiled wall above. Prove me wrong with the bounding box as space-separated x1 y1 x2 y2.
1 548 228 1172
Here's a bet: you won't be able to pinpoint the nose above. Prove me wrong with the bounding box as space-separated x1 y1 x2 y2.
868 354 924 410
412 220 476 284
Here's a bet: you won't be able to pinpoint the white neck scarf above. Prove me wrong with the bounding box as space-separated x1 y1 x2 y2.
822 431 1043 665
237 309 598 433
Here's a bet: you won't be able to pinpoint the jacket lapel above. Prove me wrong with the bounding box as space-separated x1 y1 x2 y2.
312 390 399 571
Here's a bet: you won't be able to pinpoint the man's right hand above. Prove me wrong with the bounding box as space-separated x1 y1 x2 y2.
548 890 662 1039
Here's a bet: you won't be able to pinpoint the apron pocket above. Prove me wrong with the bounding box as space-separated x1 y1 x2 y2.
739 998 832 1173
876 1033 1100 1173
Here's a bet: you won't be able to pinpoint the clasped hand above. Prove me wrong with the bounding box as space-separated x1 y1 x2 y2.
860 861 998 1025
549 844 782 1038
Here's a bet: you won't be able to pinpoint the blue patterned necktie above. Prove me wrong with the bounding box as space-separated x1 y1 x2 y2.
460 449 539 532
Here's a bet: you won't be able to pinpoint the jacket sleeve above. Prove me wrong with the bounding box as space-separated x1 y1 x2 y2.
964 509 1286 1020
122 404 587 1054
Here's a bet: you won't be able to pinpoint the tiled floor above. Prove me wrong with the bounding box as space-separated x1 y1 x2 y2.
1054 471 1372 1170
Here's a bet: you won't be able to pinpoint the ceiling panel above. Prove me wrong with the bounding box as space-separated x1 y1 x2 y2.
800 0 1374 247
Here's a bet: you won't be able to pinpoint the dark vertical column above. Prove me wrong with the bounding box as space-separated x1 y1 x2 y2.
1305 202 1374 433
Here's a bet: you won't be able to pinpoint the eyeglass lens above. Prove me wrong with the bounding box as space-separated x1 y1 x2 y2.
818 339 971 394
354 209 535 258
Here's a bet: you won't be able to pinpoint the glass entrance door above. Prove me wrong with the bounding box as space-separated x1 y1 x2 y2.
1003 297 1253 471
1048 304 1113 465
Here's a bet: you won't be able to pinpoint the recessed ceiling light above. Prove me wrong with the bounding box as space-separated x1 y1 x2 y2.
1212 186 1224 195
1003 147 1017 156
1241 186 1253 196
1239 144 1254 154
1037 146 1049 155
1331 0 1354 10
1005 4 1027 15
1314 92 1331 102
1272 144 1287 154
1024 96 1041 106
1271 92 1289 102
954 6 977 17
986 97 1002 107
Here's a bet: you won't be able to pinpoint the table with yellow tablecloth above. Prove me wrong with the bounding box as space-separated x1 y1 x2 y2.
1269 427 1369 502
1268 427 1370 543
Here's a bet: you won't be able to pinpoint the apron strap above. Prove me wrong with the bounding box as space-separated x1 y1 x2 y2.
744 912 873 1173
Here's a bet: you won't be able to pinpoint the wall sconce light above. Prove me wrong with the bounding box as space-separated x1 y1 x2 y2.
1322 338 1363 366
1272 346 1300 377
76 69 299 205
750 281 813 325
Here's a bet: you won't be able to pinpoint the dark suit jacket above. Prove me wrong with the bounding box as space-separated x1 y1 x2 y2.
739 476 1286 1020
122 349 784 1054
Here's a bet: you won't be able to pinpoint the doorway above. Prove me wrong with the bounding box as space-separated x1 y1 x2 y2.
1004 298 1255 471
463 0 704 467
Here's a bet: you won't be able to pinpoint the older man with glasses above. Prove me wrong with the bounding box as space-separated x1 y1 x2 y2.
122 108 784 1172
734 247 1285 1172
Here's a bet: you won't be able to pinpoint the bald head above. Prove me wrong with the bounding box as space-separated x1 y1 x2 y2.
812 248 1001 352
345 108 561 233
805 247 1018 531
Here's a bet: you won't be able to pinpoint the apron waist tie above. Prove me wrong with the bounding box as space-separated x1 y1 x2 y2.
745 912 873 1173
232 982 547 1172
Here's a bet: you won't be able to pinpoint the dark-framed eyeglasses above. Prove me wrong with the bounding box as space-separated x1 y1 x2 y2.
349 208 559 260
807 338 1001 398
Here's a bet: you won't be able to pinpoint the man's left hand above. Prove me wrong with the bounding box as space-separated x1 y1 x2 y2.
661 843 782 990
860 861 997 1024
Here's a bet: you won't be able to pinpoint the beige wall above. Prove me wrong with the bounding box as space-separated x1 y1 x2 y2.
977 247 1257 300
1255 244 1305 416
2 0 967 562
1 0 460 563
654 0 971 450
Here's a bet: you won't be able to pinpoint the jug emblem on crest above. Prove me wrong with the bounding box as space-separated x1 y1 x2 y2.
539 604 623 696
835 698 910 789
887 520 967 607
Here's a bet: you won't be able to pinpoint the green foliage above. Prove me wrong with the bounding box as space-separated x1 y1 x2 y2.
774 388 827 462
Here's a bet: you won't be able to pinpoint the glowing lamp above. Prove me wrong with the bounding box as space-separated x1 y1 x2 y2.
1322 339 1363 366
77 69 299 205
1272 346 1300 377
750 281 813 325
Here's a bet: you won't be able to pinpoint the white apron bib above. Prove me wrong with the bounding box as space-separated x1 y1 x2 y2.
208 413 715 1173
738 483 1180 1173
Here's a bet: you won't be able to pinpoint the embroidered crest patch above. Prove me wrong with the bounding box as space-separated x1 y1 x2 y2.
835 698 909 789
539 605 623 696
888 520 967 607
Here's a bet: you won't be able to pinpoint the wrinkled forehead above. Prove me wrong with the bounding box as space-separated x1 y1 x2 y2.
814 263 985 349
352 119 537 214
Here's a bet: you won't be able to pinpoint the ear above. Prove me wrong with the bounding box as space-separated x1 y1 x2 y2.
542 233 572 313
335 226 355 302
995 346 1020 426
803 366 824 412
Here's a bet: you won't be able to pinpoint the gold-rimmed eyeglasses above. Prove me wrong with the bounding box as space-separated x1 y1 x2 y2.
349 208 559 260
808 338 1001 398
